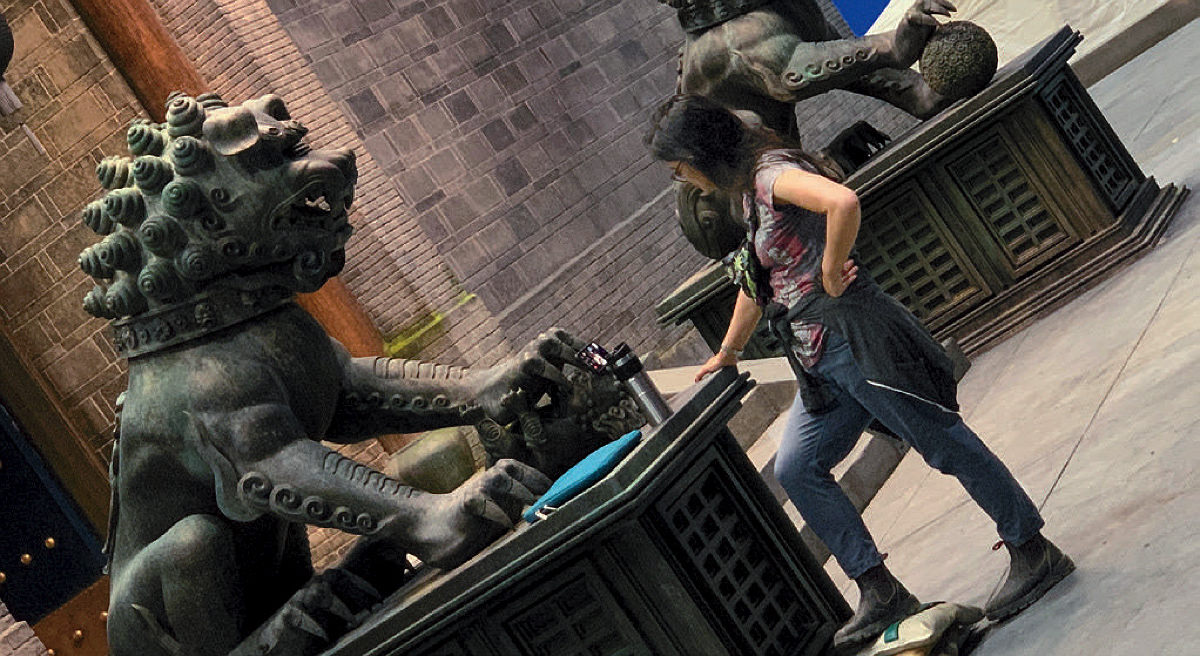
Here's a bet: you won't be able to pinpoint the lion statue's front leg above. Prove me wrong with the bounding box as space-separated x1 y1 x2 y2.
107 322 565 656
676 0 959 135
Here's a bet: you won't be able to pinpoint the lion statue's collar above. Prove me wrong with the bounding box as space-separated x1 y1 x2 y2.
110 284 293 359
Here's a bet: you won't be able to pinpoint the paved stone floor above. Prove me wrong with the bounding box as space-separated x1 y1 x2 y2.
820 19 1200 655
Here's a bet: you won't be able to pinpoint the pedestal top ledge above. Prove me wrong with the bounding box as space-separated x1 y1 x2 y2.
324 368 755 656
847 26 1083 197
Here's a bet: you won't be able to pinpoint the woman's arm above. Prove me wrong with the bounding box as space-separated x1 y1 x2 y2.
771 168 861 296
695 289 763 382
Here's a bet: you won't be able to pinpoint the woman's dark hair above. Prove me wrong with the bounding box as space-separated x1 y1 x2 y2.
646 94 840 192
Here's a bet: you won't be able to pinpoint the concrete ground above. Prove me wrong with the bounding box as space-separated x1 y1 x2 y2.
818 19 1200 655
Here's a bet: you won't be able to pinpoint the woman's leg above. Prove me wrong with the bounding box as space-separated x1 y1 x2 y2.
818 344 1071 622
821 352 1044 545
777 339 923 647
774 373 879 578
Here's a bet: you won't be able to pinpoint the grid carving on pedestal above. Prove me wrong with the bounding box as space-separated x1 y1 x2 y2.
1040 72 1139 211
660 464 819 656
505 575 631 656
948 135 1067 268
415 638 474 656
858 186 982 323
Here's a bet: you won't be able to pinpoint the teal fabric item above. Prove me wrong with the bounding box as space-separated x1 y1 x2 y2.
523 430 642 523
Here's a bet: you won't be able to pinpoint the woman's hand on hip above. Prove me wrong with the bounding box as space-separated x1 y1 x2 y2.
822 258 858 297
695 350 739 382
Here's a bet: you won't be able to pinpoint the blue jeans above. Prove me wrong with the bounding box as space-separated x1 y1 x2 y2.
774 334 1044 579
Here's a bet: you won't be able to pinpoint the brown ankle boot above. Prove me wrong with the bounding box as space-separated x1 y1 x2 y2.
984 533 1075 621
833 563 921 648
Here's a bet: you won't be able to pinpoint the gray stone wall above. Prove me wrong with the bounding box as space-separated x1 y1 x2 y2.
265 0 712 363
152 0 905 375
794 89 921 156
147 0 514 369
145 0 503 563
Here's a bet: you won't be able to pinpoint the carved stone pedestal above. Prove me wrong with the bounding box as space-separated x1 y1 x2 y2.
658 26 1189 357
324 368 850 656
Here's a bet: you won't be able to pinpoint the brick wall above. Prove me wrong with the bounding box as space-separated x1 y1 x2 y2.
261 0 714 362
259 0 913 363
147 0 902 369
794 88 921 156
0 601 49 656
0 0 142 472
146 0 513 368
145 0 715 375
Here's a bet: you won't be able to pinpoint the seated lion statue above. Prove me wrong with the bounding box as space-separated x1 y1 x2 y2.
82 92 635 656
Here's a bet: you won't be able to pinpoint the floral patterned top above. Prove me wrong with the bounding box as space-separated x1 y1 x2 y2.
729 150 828 368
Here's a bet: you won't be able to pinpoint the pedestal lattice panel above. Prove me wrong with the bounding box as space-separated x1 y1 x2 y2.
1039 71 1141 212
503 574 638 656
655 453 822 656
948 133 1072 270
414 638 474 656
411 562 649 656
858 185 988 326
332 372 850 656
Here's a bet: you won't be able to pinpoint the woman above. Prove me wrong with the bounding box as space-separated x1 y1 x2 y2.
647 94 1073 648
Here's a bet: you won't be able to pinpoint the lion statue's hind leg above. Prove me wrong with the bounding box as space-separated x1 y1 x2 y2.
108 514 244 656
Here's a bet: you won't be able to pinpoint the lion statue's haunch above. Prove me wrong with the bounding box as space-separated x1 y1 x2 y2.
83 93 641 656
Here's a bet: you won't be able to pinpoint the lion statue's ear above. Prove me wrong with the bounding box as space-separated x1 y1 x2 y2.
244 94 290 120
203 106 261 156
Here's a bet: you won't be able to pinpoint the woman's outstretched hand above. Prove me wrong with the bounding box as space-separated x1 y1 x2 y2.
822 258 858 297
695 350 739 382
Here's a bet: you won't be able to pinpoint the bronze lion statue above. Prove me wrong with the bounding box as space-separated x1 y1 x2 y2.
82 92 637 656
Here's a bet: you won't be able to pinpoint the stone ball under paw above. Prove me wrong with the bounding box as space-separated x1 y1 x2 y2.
920 21 998 101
